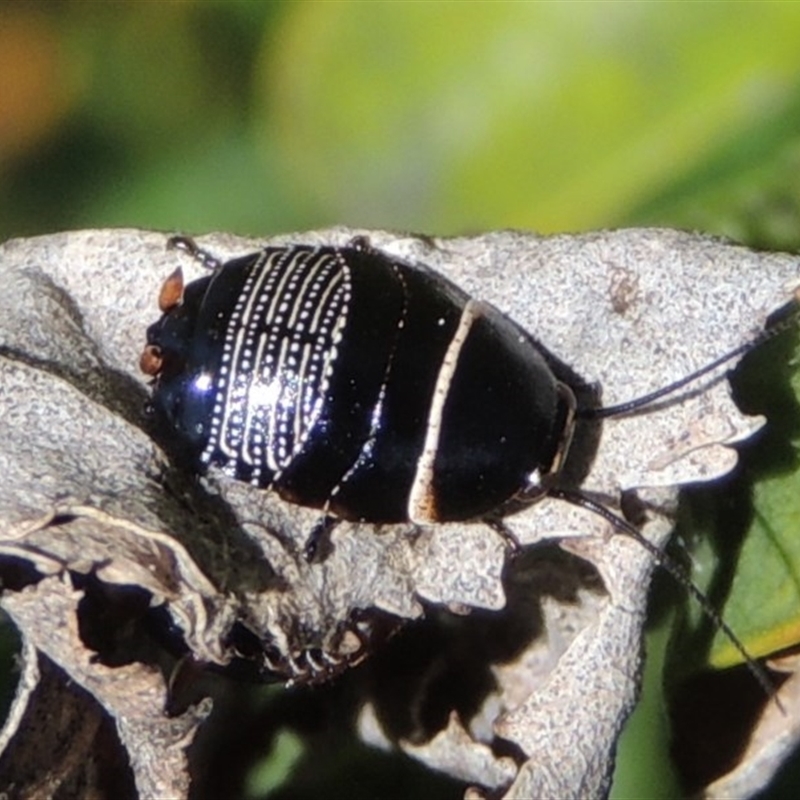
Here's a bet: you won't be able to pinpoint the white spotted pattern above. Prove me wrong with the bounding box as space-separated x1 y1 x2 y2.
201 248 351 483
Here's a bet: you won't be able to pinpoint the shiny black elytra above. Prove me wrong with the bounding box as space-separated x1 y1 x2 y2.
141 236 575 525
141 235 794 694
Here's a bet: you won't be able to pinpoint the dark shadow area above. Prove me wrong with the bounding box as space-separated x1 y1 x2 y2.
188 543 605 799
670 663 788 794
0 654 137 799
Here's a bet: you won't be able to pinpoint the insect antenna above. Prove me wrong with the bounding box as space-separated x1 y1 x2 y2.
562 289 799 702
548 486 781 706
580 290 800 421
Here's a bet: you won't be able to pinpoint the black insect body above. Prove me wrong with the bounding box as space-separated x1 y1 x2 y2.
141 237 575 525
141 235 795 694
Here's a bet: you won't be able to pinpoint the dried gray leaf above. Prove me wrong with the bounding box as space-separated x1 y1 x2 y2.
403 712 519 787
1 574 210 798
0 227 797 798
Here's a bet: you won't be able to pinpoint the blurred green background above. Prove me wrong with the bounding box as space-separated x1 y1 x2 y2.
2 2 800 799
5 0 800 247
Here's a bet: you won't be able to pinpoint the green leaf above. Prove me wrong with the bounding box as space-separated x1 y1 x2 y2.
710 338 800 667
245 729 304 799
671 328 800 673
